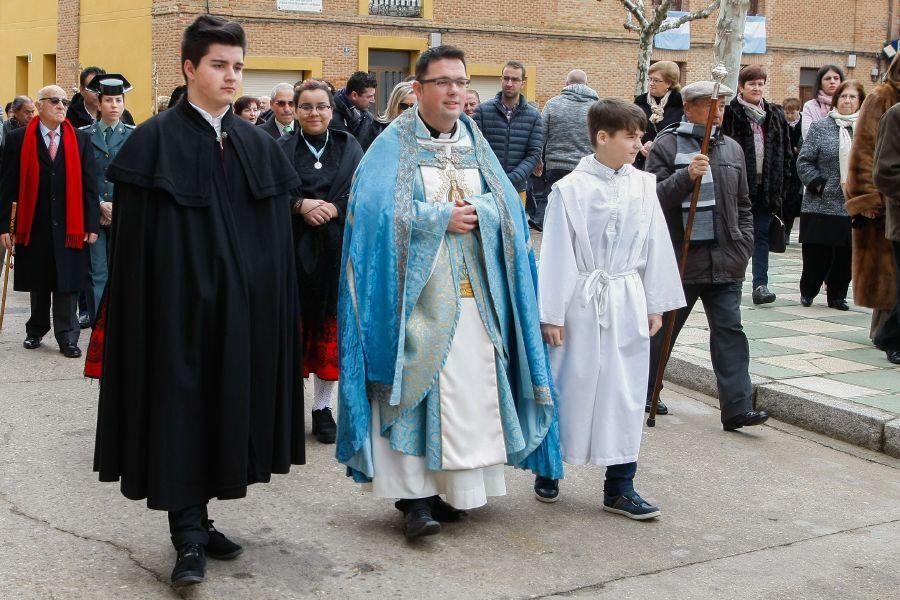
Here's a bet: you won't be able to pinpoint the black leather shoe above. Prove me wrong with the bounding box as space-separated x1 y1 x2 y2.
534 476 559 503
171 542 206 588
722 410 770 432
311 407 337 444
645 399 669 415
78 313 91 329
528 219 543 232
800 296 813 307
59 344 81 358
204 520 243 560
752 285 777 305
828 299 850 311
398 498 441 539
886 350 900 365
23 336 41 350
396 496 467 522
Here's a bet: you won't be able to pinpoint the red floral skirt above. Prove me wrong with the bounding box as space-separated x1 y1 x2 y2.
303 317 339 380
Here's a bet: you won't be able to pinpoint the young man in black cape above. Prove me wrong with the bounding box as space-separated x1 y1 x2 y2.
91 15 305 588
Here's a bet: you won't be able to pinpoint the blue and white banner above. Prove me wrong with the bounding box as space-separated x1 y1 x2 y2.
654 11 691 51
743 16 767 54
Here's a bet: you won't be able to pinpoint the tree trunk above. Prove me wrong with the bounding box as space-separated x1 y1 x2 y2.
713 0 750 94
634 32 656 97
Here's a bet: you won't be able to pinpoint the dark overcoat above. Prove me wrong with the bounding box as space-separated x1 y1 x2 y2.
0 124 100 292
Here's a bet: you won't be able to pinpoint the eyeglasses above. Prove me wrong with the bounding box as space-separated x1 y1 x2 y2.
418 78 470 89
648 77 667 84
298 103 332 113
502 76 524 83
398 102 415 110
274 100 295 107
39 97 71 107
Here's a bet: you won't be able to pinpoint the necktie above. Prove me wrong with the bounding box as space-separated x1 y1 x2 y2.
105 127 113 145
48 130 58 161
283 125 292 136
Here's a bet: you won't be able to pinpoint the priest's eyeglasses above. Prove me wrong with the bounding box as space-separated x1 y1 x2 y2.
418 78 470 89
39 97 71 107
298 103 333 113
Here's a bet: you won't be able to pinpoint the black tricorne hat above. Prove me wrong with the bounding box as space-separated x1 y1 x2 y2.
86 74 132 97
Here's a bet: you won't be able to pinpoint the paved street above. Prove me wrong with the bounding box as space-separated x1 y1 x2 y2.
1 284 900 599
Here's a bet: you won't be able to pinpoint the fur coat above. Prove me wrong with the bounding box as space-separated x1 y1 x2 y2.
845 81 899 309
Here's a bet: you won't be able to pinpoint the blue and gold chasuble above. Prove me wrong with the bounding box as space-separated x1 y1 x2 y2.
336 110 563 482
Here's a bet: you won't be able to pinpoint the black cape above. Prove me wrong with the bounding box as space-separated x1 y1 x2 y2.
278 129 363 332
93 100 305 511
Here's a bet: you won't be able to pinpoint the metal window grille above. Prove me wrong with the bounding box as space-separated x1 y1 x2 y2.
369 0 423 18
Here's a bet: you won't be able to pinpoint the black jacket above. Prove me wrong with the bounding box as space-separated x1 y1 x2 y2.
472 93 543 192
634 90 684 170
331 90 382 151
783 118 804 220
721 97 792 215
259 115 293 139
0 124 100 292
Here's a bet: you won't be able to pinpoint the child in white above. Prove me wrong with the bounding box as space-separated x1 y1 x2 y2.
536 98 686 519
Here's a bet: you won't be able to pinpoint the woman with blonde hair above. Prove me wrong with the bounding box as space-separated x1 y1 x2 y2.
378 81 416 125
634 61 683 169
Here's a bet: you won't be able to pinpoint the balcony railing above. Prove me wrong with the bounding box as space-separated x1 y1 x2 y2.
369 0 423 18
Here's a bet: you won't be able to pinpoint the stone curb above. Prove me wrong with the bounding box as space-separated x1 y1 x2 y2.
665 352 900 458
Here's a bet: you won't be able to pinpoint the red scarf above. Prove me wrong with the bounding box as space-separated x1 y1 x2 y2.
16 117 84 248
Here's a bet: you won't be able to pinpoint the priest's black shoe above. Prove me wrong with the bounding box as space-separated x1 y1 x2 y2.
311 407 337 444
23 336 41 350
645 399 669 415
204 520 243 560
428 496 467 522
828 298 850 311
59 344 81 358
722 410 769 432
887 350 900 365
398 498 441 539
171 542 206 588
534 476 559 503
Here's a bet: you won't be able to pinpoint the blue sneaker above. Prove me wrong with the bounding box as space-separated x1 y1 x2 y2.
603 491 660 520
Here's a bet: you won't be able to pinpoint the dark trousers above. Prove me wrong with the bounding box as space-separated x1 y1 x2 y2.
604 462 637 496
752 212 772 288
525 173 549 227
874 240 900 351
647 281 753 421
800 243 851 301
168 503 210 548
26 290 79 346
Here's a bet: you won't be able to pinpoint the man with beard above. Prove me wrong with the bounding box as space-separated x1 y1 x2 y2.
90 15 305 588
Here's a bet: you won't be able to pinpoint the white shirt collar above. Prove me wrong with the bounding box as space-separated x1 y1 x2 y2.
38 121 60 137
189 102 229 138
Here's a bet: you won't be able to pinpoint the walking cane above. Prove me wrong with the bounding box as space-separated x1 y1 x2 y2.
0 202 17 331
647 65 728 427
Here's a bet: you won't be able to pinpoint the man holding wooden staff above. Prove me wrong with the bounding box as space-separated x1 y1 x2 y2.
645 80 769 431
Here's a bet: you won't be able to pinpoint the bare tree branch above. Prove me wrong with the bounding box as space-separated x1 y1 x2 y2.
658 0 721 33
620 0 650 29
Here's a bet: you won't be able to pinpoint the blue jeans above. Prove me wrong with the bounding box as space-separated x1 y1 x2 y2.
752 212 771 289
604 462 637 496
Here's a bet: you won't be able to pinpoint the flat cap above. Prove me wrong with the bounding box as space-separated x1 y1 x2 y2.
681 80 734 102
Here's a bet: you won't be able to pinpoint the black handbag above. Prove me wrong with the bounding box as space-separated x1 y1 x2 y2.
769 213 786 253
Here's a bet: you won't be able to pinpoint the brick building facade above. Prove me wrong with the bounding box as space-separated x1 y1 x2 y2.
4 0 898 121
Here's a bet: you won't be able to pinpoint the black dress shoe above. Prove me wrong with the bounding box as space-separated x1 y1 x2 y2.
23 336 42 350
528 219 543 232
311 407 337 444
534 476 559 503
886 350 900 365
204 520 243 560
722 410 770 432
800 296 813 307
78 313 91 329
645 399 669 415
171 542 206 588
828 299 850 311
398 498 441 539
396 496 468 522
59 344 82 358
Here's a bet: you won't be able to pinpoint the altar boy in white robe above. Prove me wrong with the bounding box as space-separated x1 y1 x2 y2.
535 98 686 519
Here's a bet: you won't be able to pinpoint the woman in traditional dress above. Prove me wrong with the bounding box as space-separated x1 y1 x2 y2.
797 79 865 310
278 79 364 443
633 61 683 170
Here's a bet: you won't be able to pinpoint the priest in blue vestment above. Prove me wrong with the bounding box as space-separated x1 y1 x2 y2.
336 46 563 539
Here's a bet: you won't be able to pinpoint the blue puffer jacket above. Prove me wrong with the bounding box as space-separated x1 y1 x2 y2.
472 93 544 192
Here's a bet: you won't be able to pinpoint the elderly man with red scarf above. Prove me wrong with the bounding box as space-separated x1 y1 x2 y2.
0 84 99 358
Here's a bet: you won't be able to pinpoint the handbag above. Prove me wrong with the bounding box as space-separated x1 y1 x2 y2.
768 212 786 253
